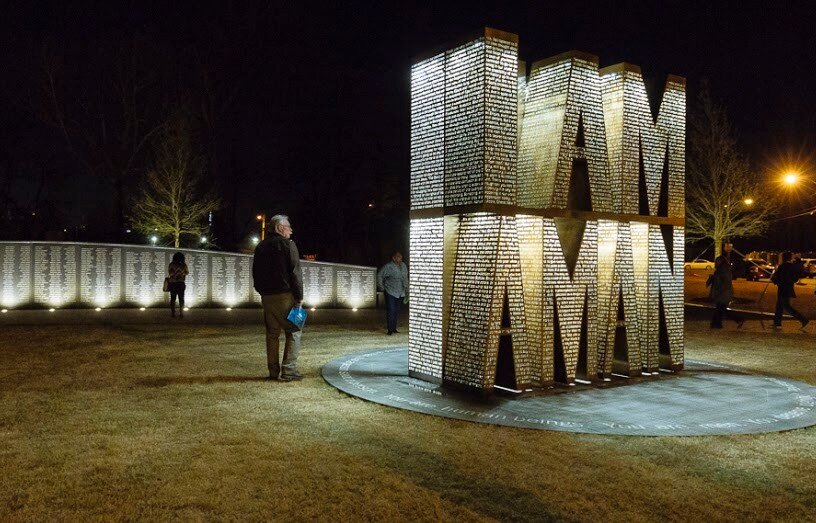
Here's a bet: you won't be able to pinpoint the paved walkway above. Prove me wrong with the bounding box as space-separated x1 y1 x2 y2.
322 347 816 436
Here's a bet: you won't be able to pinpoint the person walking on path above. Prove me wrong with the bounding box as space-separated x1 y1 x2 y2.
707 243 744 329
377 251 409 335
252 214 304 381
168 252 189 319
772 251 810 330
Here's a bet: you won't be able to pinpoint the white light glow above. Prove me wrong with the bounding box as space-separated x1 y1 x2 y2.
310 307 316 311
349 294 361 308
1 309 7 313
48 308 55 312
598 233 617 257
1 290 17 307
306 293 322 306
352 307 358 312
150 235 158 244
95 307 101 311
184 307 189 311
139 307 146 311
226 307 232 311
251 236 260 245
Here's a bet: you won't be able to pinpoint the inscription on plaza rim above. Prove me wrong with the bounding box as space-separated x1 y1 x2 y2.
409 28 685 393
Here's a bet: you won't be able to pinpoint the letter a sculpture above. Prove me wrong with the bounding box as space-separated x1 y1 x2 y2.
409 28 685 394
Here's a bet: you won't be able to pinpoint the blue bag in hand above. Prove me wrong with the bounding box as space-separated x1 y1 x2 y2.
287 306 307 330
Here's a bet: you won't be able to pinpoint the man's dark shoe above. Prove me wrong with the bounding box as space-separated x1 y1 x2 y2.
279 373 303 382
269 368 280 380
801 320 810 331
387 331 393 335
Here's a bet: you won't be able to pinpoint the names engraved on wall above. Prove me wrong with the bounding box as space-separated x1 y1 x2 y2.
184 252 209 306
124 249 167 305
336 267 376 308
0 244 32 307
211 255 252 305
0 242 376 309
302 263 334 306
237 257 252 304
80 246 122 306
33 245 77 306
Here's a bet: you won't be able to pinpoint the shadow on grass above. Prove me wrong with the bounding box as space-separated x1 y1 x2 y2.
135 375 270 387
324 421 560 521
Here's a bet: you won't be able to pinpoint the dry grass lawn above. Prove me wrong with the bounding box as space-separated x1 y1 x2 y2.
1 320 815 521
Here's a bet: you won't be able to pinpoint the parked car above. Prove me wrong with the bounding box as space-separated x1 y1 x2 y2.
684 258 714 271
744 259 774 281
800 259 816 277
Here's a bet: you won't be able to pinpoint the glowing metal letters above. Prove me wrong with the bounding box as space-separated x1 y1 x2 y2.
409 28 685 393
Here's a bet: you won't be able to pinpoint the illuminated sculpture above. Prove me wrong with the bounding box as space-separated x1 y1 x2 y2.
409 29 685 393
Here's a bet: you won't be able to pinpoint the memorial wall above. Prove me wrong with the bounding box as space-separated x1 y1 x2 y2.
0 242 375 309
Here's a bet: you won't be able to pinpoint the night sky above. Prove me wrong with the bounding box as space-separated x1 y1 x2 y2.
2 2 816 263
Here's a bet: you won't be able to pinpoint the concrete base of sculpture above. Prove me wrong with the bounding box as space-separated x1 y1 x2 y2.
322 347 816 436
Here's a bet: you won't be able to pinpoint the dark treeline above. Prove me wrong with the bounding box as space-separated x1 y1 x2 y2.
0 2 408 265
3 3 816 263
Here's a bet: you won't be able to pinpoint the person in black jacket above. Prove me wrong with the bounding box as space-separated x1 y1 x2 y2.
771 251 809 330
707 244 744 329
252 214 304 381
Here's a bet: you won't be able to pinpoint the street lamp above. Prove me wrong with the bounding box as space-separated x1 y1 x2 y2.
150 235 158 245
200 236 208 244
783 172 801 186
743 197 754 206
256 214 266 240
251 236 260 245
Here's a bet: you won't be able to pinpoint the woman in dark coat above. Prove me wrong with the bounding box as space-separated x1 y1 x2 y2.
708 255 744 328
168 252 189 318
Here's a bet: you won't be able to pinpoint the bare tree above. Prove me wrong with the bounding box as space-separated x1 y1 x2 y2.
130 115 219 247
686 86 777 257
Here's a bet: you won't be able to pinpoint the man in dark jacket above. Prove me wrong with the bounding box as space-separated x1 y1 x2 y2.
708 242 744 329
771 251 809 330
252 214 304 381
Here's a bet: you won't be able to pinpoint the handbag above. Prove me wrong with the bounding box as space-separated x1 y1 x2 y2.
163 277 170 292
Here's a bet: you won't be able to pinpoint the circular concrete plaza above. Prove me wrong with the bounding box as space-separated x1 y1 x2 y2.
322 347 816 436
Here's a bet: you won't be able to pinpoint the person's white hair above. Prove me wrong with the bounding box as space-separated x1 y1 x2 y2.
269 214 289 232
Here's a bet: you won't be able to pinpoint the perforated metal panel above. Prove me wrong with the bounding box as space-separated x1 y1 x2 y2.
410 29 685 393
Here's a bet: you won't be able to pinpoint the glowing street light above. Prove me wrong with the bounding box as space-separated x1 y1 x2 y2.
150 235 158 245
256 213 267 240
783 172 800 186
200 236 208 244
743 197 754 206
251 236 260 245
